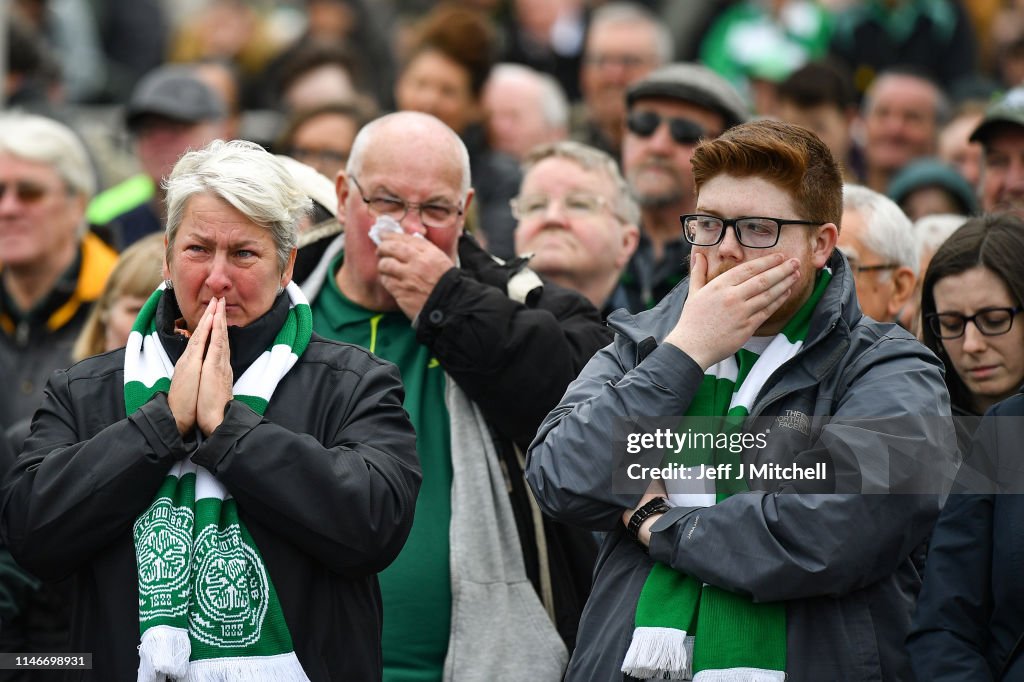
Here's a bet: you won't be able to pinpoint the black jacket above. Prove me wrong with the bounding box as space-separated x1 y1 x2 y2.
908 391 1024 681
0 233 118 427
414 234 613 649
0 294 421 681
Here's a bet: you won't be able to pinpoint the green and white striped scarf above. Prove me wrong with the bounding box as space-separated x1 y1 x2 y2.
126 282 312 682
622 267 831 681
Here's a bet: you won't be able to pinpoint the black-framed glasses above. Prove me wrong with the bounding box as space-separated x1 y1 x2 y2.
851 263 899 274
680 214 822 249
349 176 463 229
925 306 1024 339
843 256 900 275
0 181 49 204
626 110 706 145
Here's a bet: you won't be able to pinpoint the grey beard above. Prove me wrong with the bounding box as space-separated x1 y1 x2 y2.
633 189 686 209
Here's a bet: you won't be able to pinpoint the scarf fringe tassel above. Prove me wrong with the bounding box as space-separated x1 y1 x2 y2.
182 652 309 681
138 625 190 681
621 627 693 680
692 668 786 681
138 636 309 682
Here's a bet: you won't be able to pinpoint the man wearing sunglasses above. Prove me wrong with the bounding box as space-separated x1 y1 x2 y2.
619 63 748 312
527 120 955 681
0 113 118 432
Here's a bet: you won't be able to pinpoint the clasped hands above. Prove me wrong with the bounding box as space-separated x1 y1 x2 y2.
376 232 455 320
168 297 234 437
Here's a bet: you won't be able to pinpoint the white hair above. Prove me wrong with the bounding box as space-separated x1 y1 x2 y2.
588 2 674 64
165 140 312 272
914 213 967 258
520 140 640 226
0 112 96 239
346 111 472 197
489 63 570 130
842 183 921 276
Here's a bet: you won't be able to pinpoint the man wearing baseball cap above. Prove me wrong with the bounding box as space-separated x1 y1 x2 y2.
970 85 1024 217
87 65 227 248
620 63 749 311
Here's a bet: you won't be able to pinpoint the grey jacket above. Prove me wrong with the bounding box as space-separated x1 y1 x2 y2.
526 252 956 681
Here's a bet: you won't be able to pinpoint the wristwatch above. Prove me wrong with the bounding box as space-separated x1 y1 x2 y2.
627 496 671 548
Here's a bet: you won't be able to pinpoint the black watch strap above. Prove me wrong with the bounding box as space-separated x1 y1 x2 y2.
627 496 671 546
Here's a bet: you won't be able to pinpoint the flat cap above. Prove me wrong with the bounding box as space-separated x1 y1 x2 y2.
126 65 226 130
626 63 749 130
970 86 1024 146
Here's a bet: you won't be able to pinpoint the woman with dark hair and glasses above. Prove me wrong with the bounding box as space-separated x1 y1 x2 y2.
919 213 1024 416
908 214 1024 680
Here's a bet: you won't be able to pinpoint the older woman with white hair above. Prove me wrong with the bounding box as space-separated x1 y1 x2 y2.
0 140 421 681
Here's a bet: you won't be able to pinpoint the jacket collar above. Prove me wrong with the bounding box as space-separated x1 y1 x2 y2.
0 232 119 341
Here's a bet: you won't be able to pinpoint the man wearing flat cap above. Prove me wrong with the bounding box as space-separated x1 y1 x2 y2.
620 63 749 312
87 65 227 249
970 85 1024 218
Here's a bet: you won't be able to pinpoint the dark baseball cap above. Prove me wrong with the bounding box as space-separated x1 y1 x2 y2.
970 86 1024 145
126 65 226 130
626 63 750 130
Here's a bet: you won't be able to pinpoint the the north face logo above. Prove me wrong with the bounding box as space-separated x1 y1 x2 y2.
776 409 811 435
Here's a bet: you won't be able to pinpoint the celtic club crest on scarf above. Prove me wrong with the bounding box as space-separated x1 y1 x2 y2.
135 498 194 618
190 524 270 648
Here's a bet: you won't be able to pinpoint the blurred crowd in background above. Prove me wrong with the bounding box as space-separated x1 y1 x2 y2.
3 0 1019 222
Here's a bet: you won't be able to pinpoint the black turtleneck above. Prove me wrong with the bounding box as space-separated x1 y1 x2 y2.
155 291 292 378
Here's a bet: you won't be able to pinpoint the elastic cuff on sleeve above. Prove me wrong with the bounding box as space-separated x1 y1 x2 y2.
129 392 192 461
191 400 262 473
640 342 706 396
647 505 700 561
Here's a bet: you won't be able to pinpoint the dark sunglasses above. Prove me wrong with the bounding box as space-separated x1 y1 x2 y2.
0 181 49 204
626 110 706 145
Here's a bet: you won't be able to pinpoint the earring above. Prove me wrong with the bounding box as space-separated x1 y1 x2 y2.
164 279 174 290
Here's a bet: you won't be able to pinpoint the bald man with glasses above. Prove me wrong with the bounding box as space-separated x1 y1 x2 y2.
299 111 610 681
619 63 749 312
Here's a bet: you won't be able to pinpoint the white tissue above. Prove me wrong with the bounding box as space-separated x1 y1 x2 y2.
369 215 424 244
